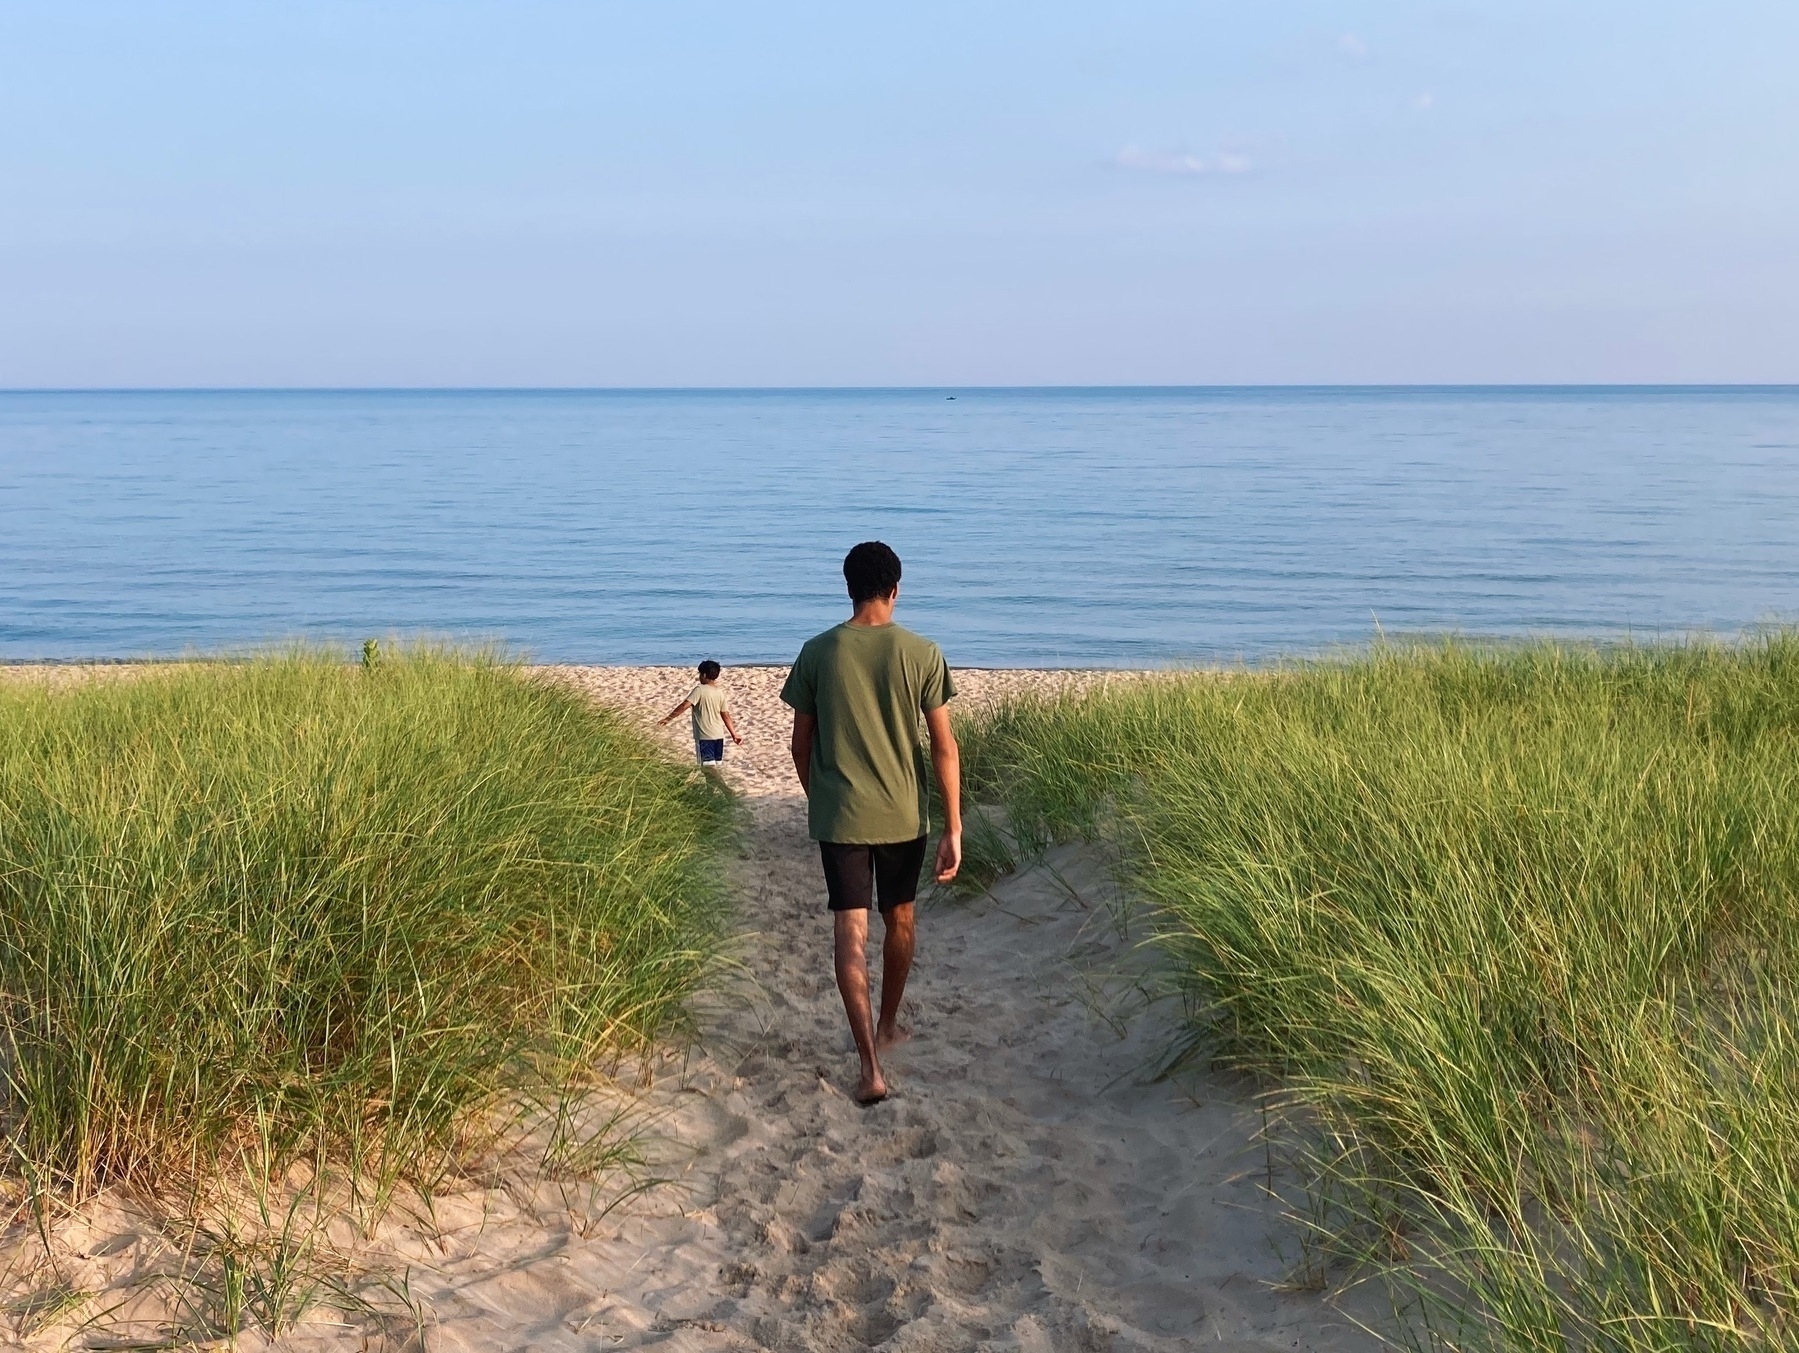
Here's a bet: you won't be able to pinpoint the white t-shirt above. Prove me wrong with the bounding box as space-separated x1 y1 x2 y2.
687 683 729 740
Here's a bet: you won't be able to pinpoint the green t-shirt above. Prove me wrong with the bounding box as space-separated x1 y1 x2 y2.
780 622 956 844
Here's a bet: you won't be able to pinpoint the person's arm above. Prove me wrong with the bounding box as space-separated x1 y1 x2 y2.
657 699 693 727
790 711 816 795
925 704 961 882
722 709 744 744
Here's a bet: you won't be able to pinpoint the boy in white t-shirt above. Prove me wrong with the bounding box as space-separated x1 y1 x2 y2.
657 660 743 765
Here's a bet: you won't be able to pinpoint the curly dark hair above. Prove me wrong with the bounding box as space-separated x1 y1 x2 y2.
697 660 721 680
843 541 902 604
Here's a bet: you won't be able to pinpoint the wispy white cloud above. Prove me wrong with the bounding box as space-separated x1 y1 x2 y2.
1115 145 1254 177
1338 32 1367 59
1413 90 1436 110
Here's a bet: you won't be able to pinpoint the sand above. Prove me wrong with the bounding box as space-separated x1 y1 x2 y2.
542 665 1155 798
1 665 1378 1351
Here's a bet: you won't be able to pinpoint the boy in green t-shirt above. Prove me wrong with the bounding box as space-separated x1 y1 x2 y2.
780 541 962 1105
658 660 743 765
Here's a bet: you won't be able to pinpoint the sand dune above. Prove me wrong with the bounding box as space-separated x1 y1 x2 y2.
2 666 1378 1351
354 666 1378 1350
334 816 1380 1350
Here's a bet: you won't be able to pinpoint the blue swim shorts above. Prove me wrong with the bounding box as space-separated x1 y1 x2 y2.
696 738 725 764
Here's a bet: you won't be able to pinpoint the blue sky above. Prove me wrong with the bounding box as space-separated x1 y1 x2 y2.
2 2 1795 386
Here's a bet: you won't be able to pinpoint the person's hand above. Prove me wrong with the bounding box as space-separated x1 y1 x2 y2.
933 829 962 883
733 734 744 745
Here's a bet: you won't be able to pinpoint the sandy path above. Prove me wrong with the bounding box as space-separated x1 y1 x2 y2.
352 668 1376 1351
355 802 1377 1352
3 666 1378 1351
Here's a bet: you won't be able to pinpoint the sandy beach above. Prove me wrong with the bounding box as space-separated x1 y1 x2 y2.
2 665 1376 1352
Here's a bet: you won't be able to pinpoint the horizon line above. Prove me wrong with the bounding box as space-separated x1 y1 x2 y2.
4 382 1798 395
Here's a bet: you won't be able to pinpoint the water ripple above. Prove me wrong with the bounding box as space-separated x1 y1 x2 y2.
2 388 1797 665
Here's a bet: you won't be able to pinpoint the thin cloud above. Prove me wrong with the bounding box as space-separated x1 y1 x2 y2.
1339 32 1367 59
1115 145 1254 177
1414 90 1437 110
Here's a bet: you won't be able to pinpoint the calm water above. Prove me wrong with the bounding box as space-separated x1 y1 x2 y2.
3 388 1797 666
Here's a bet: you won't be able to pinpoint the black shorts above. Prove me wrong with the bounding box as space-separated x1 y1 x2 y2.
819 837 928 913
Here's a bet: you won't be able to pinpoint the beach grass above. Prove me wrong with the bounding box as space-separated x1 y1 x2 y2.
958 637 1799 1351
0 648 731 1203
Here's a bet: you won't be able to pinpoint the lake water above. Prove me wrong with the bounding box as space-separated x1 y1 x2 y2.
3 388 1797 667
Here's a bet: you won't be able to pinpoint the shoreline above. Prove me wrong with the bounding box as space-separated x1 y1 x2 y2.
0 658 1183 672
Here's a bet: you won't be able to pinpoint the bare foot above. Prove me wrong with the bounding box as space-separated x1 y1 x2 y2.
855 1069 888 1105
875 1024 913 1051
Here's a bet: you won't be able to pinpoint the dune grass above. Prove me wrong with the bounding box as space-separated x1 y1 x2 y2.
0 649 731 1202
958 637 1799 1351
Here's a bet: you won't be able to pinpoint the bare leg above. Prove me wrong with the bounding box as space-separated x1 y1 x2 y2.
876 902 915 1049
833 909 886 1102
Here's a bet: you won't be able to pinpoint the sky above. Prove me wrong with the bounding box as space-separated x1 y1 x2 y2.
2 1 1796 387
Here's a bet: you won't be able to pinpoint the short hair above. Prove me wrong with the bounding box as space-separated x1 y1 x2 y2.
697 659 721 680
843 541 902 604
